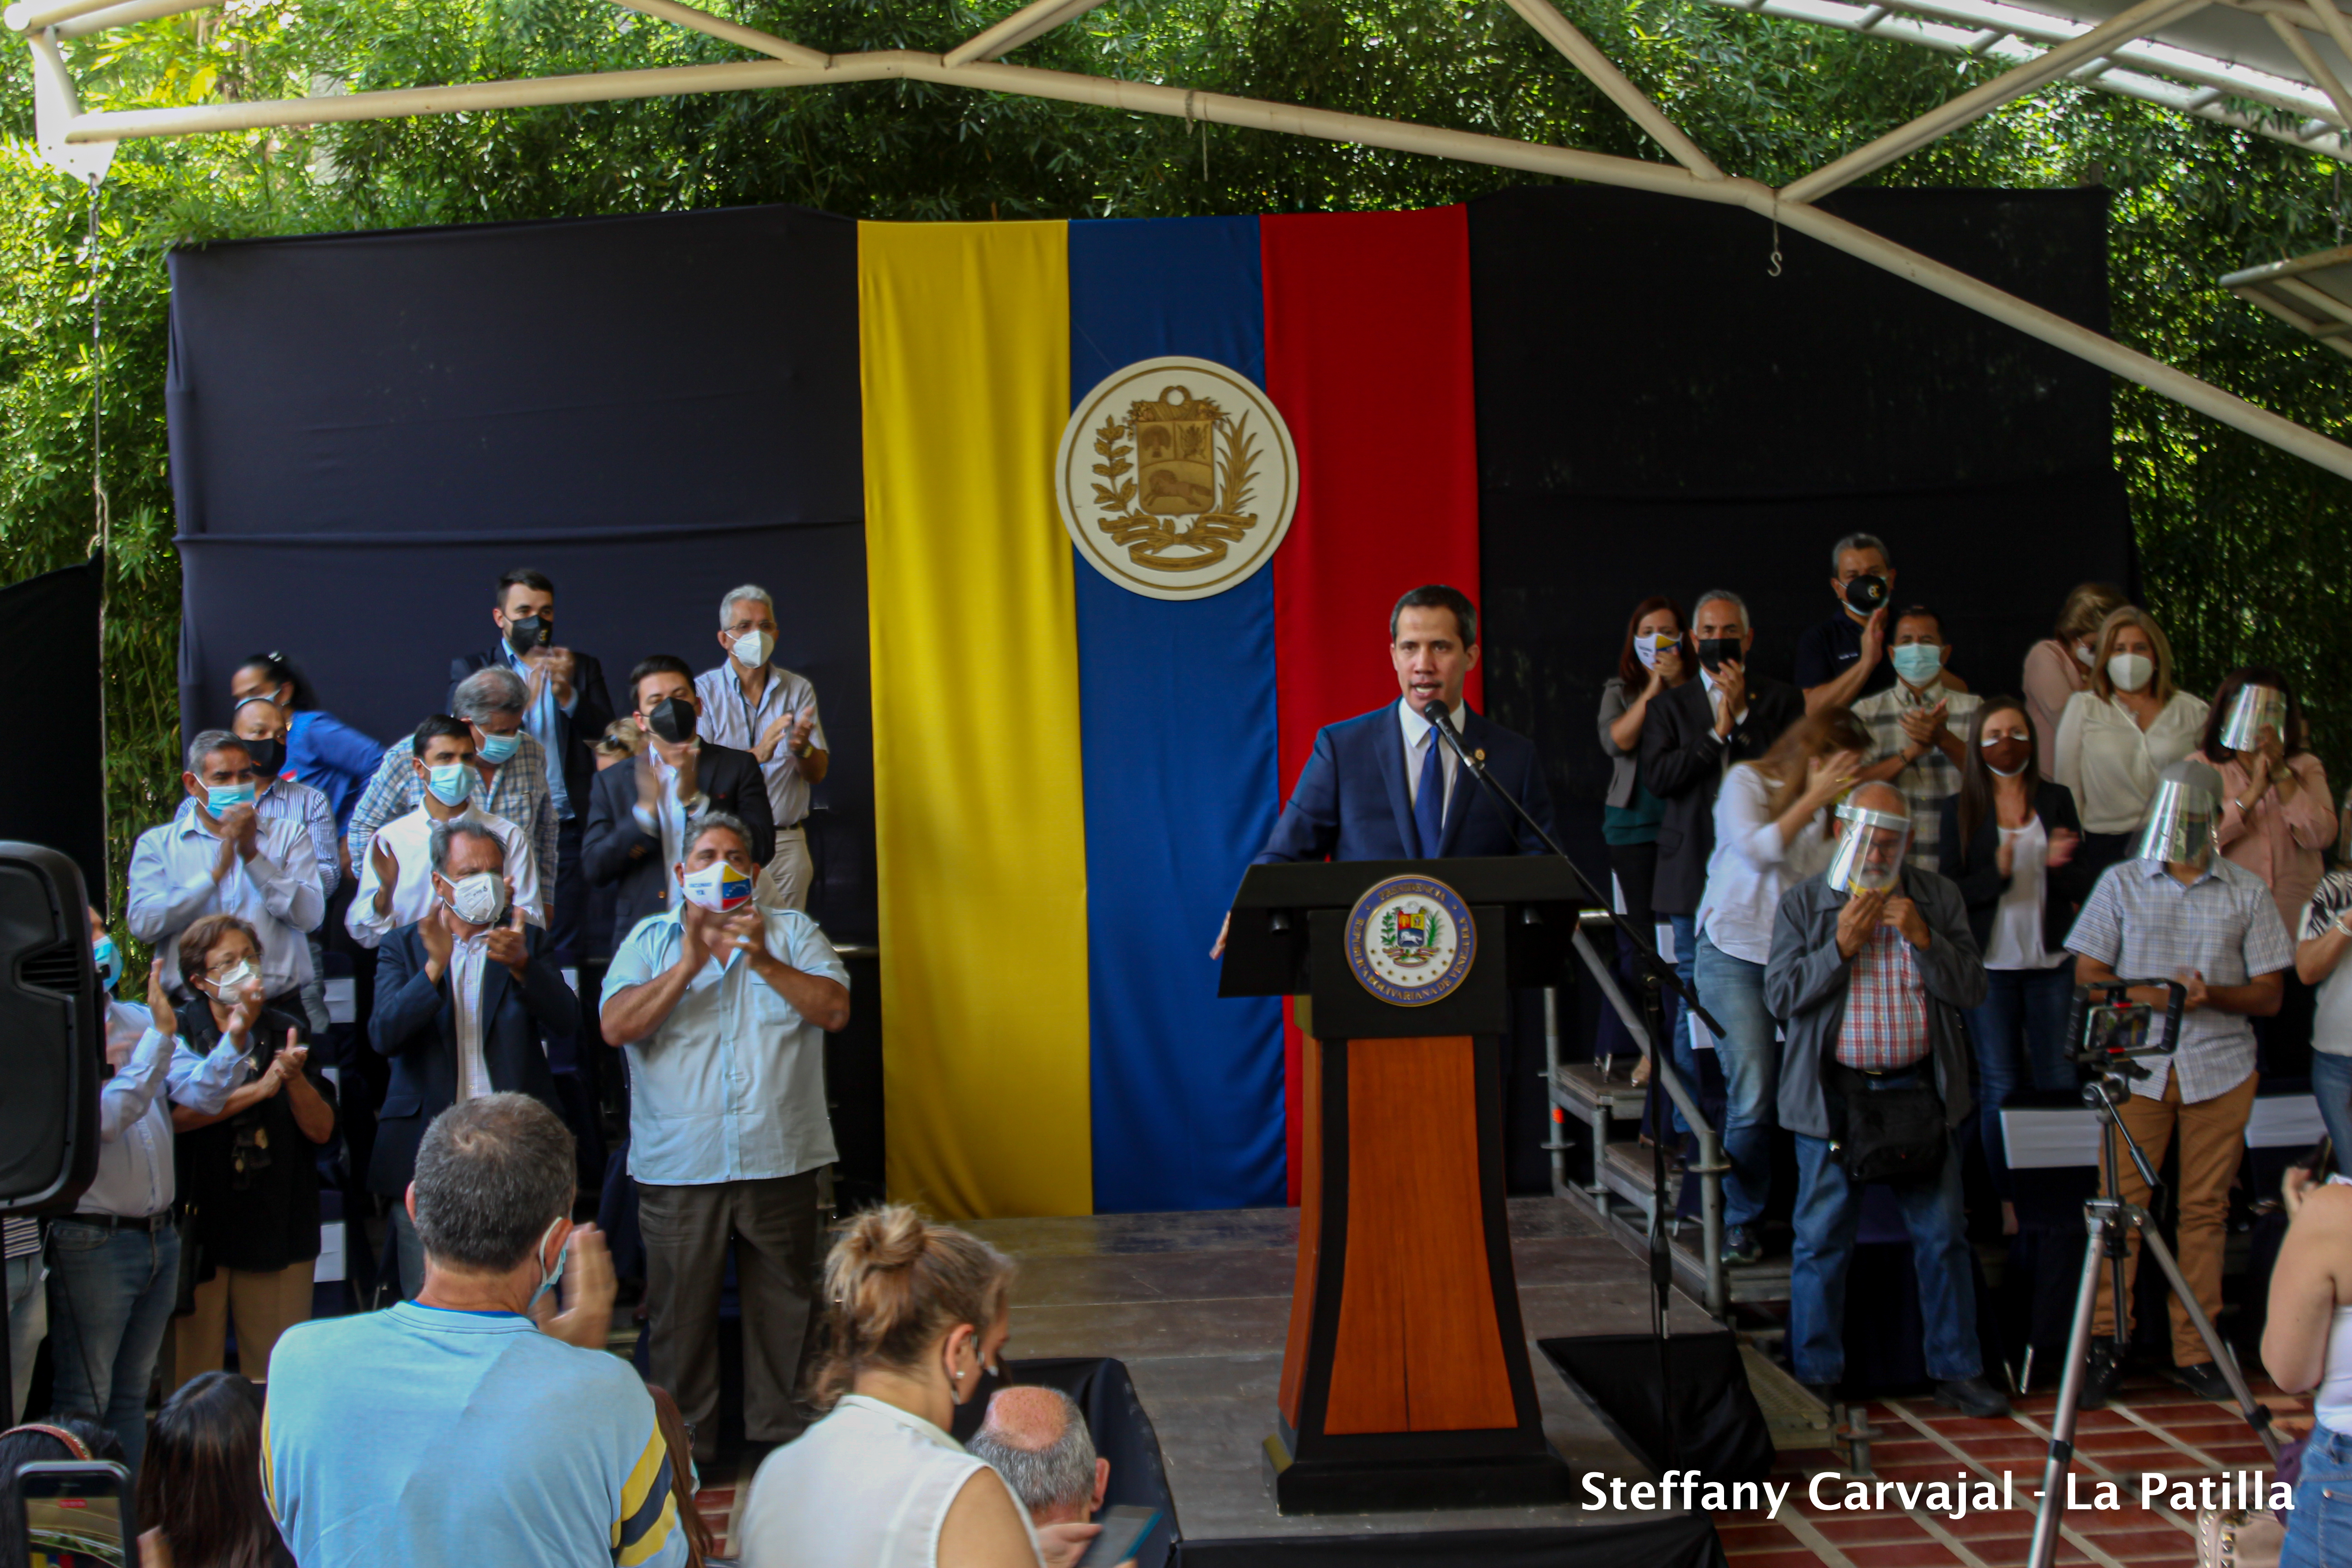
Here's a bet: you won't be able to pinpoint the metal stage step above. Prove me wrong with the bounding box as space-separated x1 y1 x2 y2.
1594 1142 1794 1308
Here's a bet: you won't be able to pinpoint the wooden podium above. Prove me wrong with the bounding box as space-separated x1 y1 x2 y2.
1219 857 1582 1512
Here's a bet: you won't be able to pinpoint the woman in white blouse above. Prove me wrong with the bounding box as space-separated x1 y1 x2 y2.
2051 605 2210 891
1693 707 1870 1269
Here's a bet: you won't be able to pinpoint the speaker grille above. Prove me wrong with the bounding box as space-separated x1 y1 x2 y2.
20 944 82 995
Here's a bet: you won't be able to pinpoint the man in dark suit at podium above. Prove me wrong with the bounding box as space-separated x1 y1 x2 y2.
1215 585 1553 956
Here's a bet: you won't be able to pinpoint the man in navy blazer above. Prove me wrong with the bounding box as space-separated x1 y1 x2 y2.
1242 584 1556 883
367 819 579 1297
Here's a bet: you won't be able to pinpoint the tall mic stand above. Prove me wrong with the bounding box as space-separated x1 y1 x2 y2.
1423 702 1727 1473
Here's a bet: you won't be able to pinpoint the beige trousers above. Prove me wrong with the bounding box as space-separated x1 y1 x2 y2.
168 1260 314 1390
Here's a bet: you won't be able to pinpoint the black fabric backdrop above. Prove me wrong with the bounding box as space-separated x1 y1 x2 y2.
0 557 105 901
165 204 877 936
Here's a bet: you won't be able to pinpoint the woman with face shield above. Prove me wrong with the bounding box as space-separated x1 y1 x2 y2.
1939 700 2094 1213
165 914 337 1392
2051 606 2210 890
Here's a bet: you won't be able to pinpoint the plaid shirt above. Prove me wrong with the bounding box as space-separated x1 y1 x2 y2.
1835 922 1933 1069
345 733 558 898
2065 854 2295 1102
1853 680 1980 871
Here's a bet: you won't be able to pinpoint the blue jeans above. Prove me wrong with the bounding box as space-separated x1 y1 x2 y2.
1694 931 1777 1229
1665 914 1700 1137
7 1250 44 1422
2311 1053 2352 1170
2283 1422 2352 1568
1789 1090 1980 1386
44 1220 180 1475
1968 960 2078 1196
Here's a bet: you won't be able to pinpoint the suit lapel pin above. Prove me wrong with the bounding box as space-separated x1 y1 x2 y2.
1475 749 1487 763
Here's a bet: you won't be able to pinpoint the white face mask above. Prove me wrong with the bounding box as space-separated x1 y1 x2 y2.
681 860 753 913
206 958 257 1001
2107 652 2154 694
443 870 507 926
731 629 773 670
2073 640 2096 669
1632 632 1677 671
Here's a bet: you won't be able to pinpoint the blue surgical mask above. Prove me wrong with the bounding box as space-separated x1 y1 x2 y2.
477 731 521 764
205 782 256 814
529 1218 567 1315
426 763 475 808
1889 643 1943 686
93 936 120 991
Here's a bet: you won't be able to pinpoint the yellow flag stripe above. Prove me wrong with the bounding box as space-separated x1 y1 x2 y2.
858 220 1091 1219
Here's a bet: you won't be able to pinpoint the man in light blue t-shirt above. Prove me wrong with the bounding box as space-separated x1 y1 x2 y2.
263 1094 684 1568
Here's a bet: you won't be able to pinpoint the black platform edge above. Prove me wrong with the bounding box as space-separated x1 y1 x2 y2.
1173 1509 1725 1568
1264 1429 1575 1514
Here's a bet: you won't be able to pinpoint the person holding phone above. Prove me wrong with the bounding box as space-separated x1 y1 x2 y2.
3 1415 126 1567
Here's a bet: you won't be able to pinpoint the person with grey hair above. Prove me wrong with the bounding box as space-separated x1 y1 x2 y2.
345 670 557 901
603 810 851 1464
2066 756 2294 1406
347 715 542 950
969 1385 1112 1527
129 728 325 1006
263 1095 687 1568
694 583 830 910
368 818 578 1298
1639 589 1804 1087
1795 531 1899 713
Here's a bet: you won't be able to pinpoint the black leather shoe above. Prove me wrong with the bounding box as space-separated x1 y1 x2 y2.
2078 1342 2124 1411
2172 1360 2237 1402
1720 1223 1763 1267
1933 1376 2012 1418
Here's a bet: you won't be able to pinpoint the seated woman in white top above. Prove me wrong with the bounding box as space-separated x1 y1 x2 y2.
2263 1164 2352 1568
740 1205 1107 1568
2051 604 2210 892
1692 707 1870 1269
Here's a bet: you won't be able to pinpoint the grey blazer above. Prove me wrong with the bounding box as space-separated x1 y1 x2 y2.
1763 863 1988 1139
1598 678 1642 810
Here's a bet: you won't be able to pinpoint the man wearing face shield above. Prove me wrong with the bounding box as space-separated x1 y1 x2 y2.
346 716 543 951
602 813 850 1465
367 821 578 1300
128 731 326 1014
582 655 774 957
2065 759 2294 1406
1764 783 2005 1416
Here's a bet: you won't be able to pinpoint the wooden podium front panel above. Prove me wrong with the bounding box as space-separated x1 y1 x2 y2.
1323 1035 1516 1434
1277 1036 1324 1430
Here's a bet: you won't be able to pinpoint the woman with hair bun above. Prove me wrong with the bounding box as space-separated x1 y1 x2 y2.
739 1205 1121 1568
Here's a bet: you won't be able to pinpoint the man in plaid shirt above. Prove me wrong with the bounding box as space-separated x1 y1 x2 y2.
344 667 559 900
1851 606 1981 870
2066 758 2292 1406
1765 783 2001 1415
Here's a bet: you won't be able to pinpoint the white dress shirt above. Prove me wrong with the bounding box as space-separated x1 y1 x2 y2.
1396 698 1462 819
344 804 541 949
450 932 494 1103
631 747 709 908
256 775 342 900
127 799 324 1000
1695 762 1839 965
2052 690 2212 834
695 664 826 829
76 1000 243 1220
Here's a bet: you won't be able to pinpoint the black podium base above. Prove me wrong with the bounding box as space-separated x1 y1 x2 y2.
1262 1429 1576 1514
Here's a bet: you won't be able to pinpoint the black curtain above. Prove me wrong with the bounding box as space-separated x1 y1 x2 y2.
0 557 104 902
165 204 876 936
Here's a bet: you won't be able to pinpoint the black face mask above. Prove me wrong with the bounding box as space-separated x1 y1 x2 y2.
1842 574 1889 616
241 736 282 775
647 697 698 745
1695 637 1744 673
504 614 551 654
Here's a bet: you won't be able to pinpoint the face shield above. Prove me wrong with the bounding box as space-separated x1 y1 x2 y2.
2216 684 2288 753
2135 775 2220 867
1826 802 1912 895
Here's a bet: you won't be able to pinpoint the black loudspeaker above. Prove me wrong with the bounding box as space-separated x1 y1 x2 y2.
0 841 99 1214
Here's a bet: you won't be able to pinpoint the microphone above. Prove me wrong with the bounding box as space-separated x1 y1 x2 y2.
1421 697 1485 777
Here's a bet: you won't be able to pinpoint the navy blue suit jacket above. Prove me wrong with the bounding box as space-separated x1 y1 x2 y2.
1254 702 1557 864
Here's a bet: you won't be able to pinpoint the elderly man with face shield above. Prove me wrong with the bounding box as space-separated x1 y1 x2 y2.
2066 759 2294 1406
1764 782 2004 1416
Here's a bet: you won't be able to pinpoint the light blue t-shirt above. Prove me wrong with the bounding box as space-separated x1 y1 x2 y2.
602 906 848 1186
264 1302 684 1568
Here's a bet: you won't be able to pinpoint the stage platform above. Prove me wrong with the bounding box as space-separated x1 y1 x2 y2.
958 1195 1725 1558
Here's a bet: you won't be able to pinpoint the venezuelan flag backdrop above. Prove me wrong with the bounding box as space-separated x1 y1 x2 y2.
859 208 1482 1219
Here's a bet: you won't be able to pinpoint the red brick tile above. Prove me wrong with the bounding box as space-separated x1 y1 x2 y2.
1866 1439 1961 1463
1812 1514 1931 1544
1961 1535 2094 1566
1922 1415 2033 1437
1717 1550 1833 1568
1713 1522 1802 1551
1839 1543 1968 1567
2076 1432 2185 1458
1940 1435 2055 1462
2196 1445 2278 1464
1867 1463 1985 1485
2075 1525 2196 1556
1941 1509 2040 1539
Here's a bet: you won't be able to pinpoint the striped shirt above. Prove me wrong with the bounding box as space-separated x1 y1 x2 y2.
3 1216 36 1261
1835 923 1932 1070
346 733 559 900
1853 680 1981 872
2065 854 2295 1102
264 1301 683 1568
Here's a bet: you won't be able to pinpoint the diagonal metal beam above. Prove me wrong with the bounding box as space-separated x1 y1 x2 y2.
50 0 216 38
605 0 827 68
1779 0 2209 203
1498 0 1724 178
2307 0 2352 78
2269 12 2352 124
942 0 1113 69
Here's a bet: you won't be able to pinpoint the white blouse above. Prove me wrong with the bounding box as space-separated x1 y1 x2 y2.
2051 690 2210 835
1695 763 1840 966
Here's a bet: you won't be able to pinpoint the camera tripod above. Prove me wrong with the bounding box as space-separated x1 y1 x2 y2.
2025 1065 2282 1568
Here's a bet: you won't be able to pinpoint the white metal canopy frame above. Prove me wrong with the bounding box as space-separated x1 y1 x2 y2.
16 0 2352 478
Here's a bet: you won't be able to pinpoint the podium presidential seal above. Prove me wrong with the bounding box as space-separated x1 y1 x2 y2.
1345 874 1476 1006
